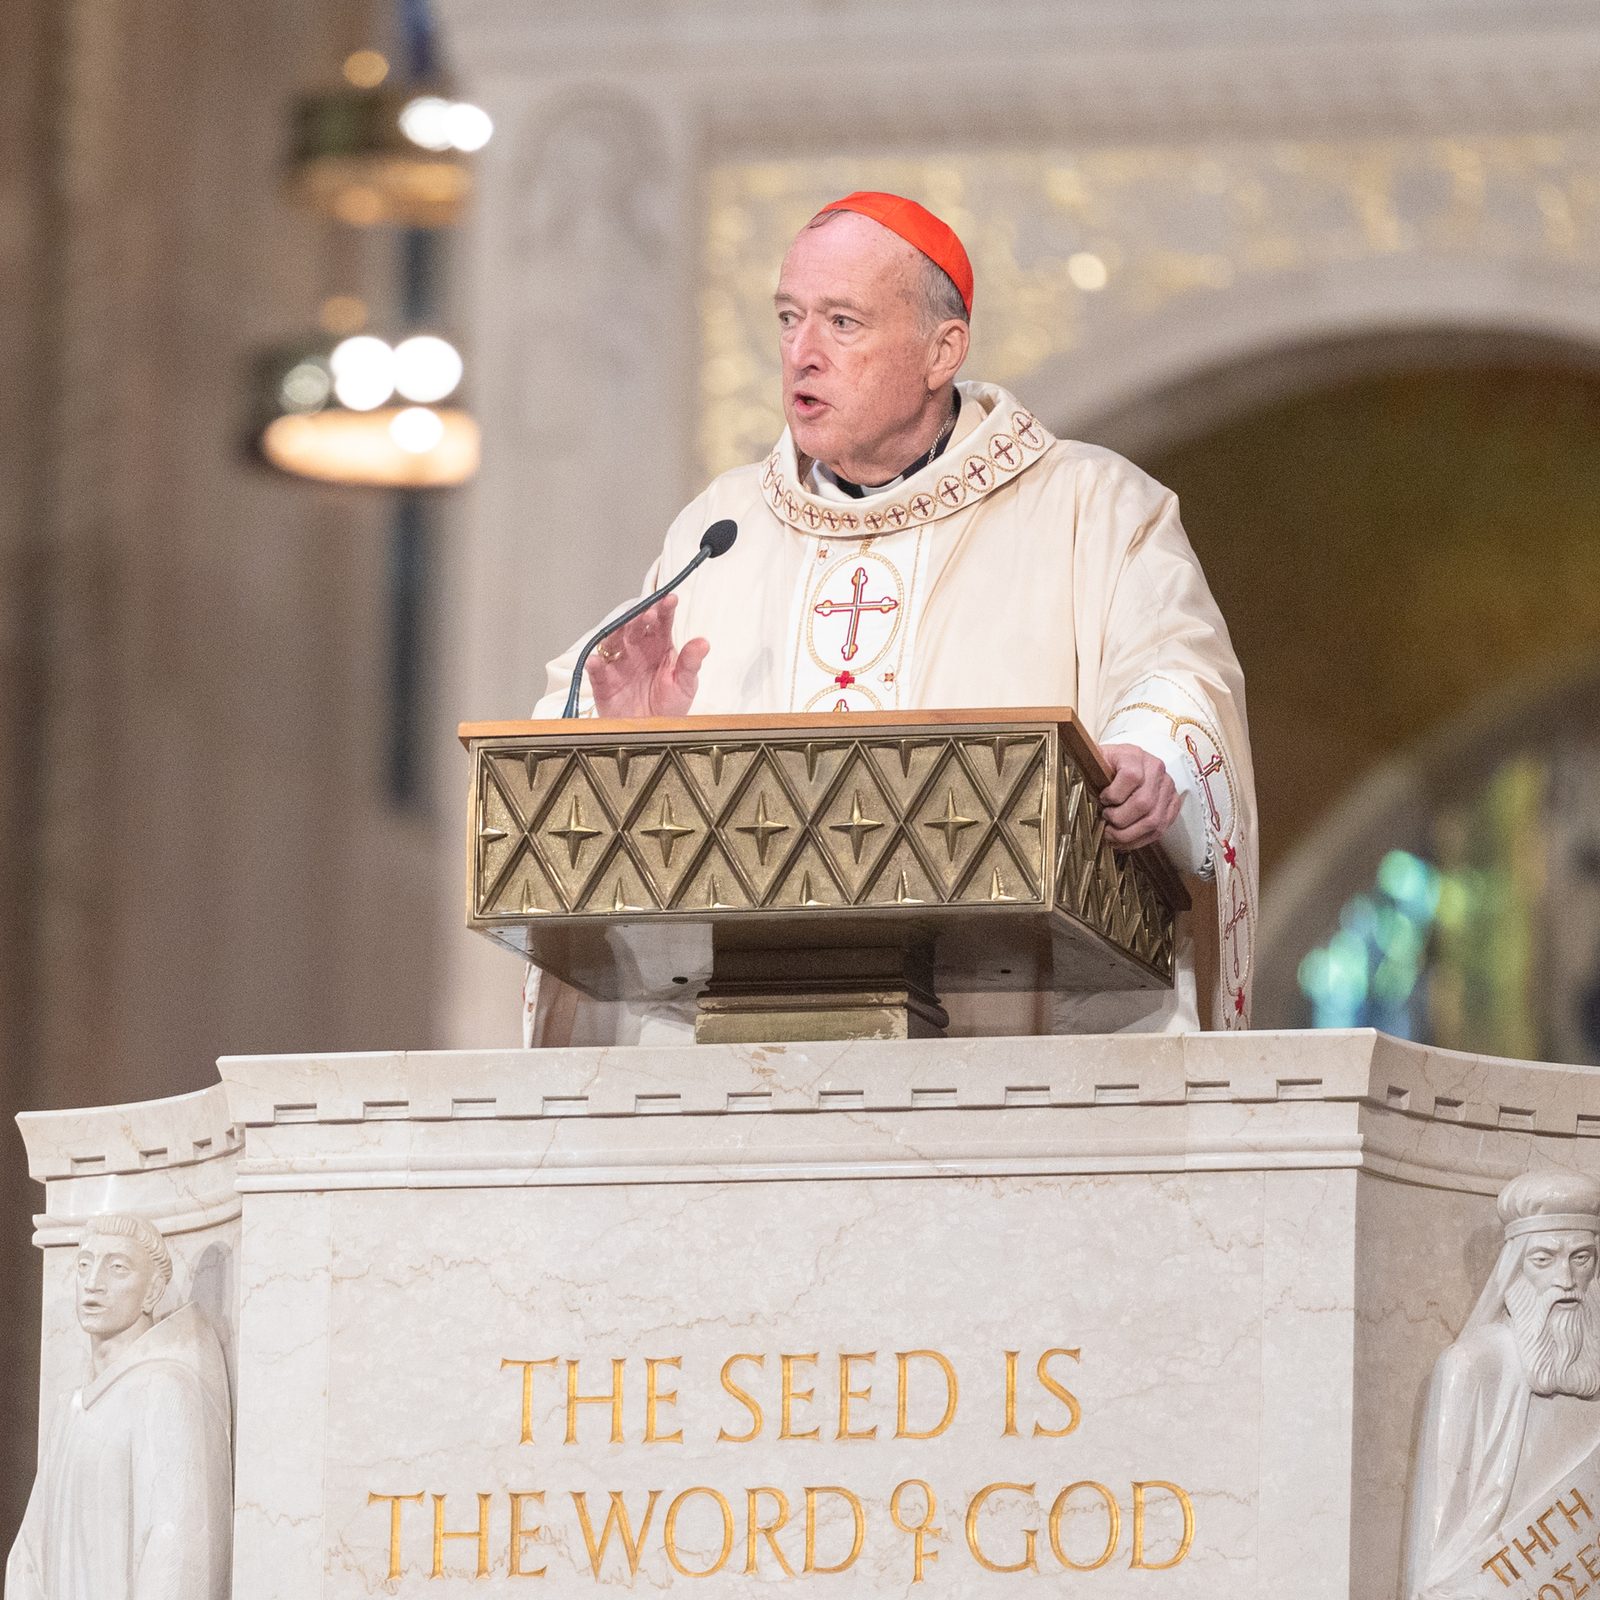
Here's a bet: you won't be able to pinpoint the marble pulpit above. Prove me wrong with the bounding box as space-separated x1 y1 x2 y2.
17 1029 1600 1598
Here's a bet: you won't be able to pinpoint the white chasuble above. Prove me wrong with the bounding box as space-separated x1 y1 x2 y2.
530 382 1257 1045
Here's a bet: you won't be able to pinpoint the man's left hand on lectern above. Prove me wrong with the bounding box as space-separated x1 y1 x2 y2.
1098 742 1184 851
585 592 711 717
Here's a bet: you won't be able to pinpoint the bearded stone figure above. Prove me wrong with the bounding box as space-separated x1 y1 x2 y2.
1405 1171 1600 1598
5 1212 233 1599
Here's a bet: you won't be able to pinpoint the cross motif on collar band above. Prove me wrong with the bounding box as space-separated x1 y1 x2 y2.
813 566 899 662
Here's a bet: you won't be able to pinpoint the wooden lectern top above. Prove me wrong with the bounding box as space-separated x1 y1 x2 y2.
460 706 1111 783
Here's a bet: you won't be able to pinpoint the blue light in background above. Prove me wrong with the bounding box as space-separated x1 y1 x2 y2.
1298 850 1450 1036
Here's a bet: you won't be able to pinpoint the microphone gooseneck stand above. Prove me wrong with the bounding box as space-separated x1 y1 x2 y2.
561 519 738 719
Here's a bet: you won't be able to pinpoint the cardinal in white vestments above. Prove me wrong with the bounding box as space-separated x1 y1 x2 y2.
526 190 1256 1047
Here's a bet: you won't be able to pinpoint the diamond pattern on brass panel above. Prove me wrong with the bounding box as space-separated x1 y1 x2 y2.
472 735 1169 966
678 841 755 911
677 744 760 813
1139 876 1175 972
475 763 527 914
626 756 713 906
722 755 804 902
903 748 992 899
861 837 941 907
578 850 656 915
771 740 851 811
586 746 665 825
863 737 947 800
816 756 896 897
954 835 1040 906
536 761 617 908
995 751 1049 898
1058 764 1110 927
490 849 566 917
966 734 1040 801
768 837 848 907
489 750 564 820
1054 758 1175 977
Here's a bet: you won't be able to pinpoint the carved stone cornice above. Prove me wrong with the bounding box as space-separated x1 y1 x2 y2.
18 1082 244 1244
438 3 1600 143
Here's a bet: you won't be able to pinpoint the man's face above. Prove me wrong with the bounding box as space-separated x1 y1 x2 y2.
1521 1232 1599 1304
75 1237 159 1338
774 212 942 479
1506 1229 1600 1398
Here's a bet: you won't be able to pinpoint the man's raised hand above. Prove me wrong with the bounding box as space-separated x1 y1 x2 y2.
584 592 710 717
1098 743 1184 851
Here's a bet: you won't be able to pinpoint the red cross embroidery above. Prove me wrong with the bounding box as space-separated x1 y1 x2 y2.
1234 987 1246 1016
863 512 884 533
1223 840 1237 867
1012 412 1043 448
937 475 964 506
834 670 855 688
964 457 993 490
1222 883 1250 982
1183 734 1226 831
990 435 1019 468
813 566 899 662
822 509 841 532
762 458 779 488
801 503 822 529
909 493 935 519
884 505 908 528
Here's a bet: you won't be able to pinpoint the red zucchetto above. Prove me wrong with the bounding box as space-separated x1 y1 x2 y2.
814 191 974 316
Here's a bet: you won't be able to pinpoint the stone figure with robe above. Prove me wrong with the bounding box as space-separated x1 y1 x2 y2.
1405 1171 1600 1598
524 190 1256 1047
6 1211 233 1600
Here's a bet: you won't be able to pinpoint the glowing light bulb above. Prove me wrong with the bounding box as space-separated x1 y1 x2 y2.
342 50 389 89
390 406 445 454
393 336 463 403
1067 252 1109 291
330 336 395 411
279 361 331 412
445 102 493 152
398 96 454 152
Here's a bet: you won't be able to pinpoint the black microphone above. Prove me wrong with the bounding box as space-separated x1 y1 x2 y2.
562 520 738 718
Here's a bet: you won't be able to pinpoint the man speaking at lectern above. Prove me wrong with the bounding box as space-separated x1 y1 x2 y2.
529 191 1255 1045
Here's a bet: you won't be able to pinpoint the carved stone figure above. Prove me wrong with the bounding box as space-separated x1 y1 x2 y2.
1405 1172 1600 1597
6 1212 233 1599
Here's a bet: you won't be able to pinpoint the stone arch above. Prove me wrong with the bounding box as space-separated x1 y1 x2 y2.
1024 252 1600 460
